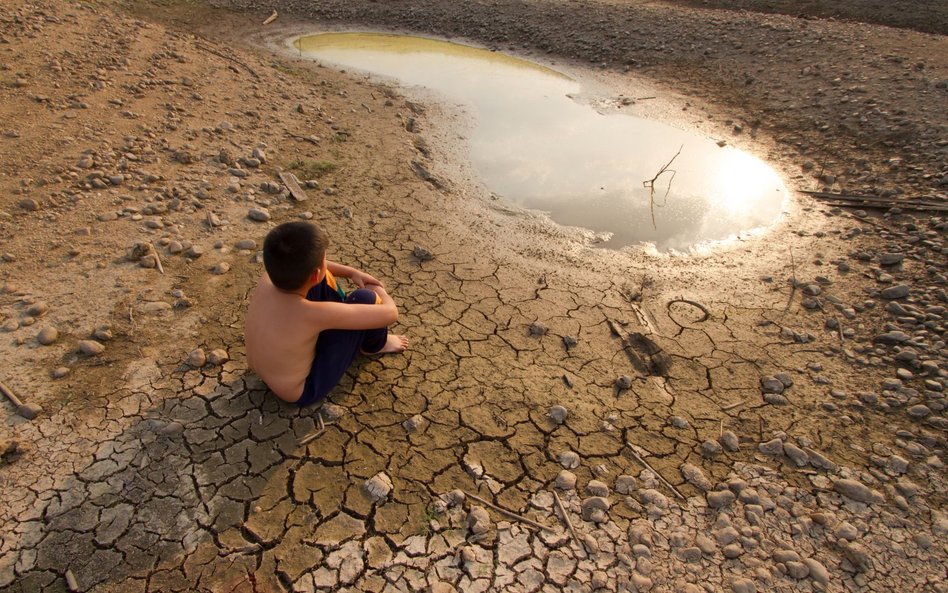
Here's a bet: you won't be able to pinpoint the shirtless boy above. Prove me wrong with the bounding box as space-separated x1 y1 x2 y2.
245 221 409 406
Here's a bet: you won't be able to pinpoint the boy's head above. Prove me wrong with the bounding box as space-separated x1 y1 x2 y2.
263 221 329 291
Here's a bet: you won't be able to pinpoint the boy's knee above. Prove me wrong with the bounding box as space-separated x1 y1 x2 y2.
346 288 378 305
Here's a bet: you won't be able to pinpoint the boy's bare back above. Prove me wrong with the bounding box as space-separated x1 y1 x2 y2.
245 271 409 404
245 274 326 402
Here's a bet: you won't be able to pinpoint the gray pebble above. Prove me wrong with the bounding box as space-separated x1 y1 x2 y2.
555 470 577 490
548 405 568 424
235 239 257 250
833 478 883 504
701 439 723 457
880 284 910 300
616 375 633 389
247 207 270 222
759 438 784 456
528 321 548 337
720 431 740 452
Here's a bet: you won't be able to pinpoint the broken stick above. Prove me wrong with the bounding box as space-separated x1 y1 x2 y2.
552 490 586 557
149 242 164 274
721 399 746 412
624 445 685 500
262 10 278 25
463 491 555 532
298 428 325 446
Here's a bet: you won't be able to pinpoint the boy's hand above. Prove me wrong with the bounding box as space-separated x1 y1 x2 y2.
350 270 383 289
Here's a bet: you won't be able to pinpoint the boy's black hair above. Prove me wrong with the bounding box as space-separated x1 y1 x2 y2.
262 221 329 291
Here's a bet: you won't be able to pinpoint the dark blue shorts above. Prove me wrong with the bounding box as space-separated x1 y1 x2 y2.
296 277 387 407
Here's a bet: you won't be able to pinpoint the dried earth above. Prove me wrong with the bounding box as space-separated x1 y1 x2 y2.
0 1 945 593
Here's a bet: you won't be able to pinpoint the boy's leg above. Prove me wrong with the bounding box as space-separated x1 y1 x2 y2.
345 288 388 353
296 288 389 406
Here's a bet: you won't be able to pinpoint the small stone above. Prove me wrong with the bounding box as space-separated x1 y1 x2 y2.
907 404 931 418
211 262 230 275
879 253 904 266
803 558 829 584
701 439 722 457
669 416 690 429
559 450 580 469
587 480 609 497
720 431 740 452
26 302 49 317
616 375 633 389
880 285 910 299
207 349 229 365
528 321 548 337
562 335 578 349
581 496 610 522
321 403 345 421
783 443 809 466
680 463 712 491
52 367 70 379
615 475 637 494
78 340 105 355
786 561 810 579
402 414 428 433
833 478 883 504
186 348 206 368
412 245 433 261
235 239 257 250
549 405 568 424
731 578 756 593
248 207 271 222
364 472 393 502
722 544 743 559
759 438 784 456
707 490 736 508
760 376 784 393
36 326 59 345
555 470 577 490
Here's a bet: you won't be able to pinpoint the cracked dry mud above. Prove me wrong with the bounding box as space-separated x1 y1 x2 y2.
0 1 946 592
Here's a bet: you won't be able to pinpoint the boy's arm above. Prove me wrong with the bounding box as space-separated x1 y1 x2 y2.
326 260 383 288
309 288 398 330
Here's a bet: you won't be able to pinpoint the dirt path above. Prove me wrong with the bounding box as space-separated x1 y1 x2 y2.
0 1 945 592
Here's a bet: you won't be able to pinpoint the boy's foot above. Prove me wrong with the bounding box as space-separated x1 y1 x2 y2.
365 334 409 355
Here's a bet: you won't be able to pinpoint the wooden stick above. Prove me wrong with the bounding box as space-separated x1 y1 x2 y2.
0 380 23 406
317 411 325 432
298 428 324 446
194 42 260 80
462 491 555 532
552 490 586 557
262 10 278 25
149 243 164 274
624 445 685 500
722 399 746 412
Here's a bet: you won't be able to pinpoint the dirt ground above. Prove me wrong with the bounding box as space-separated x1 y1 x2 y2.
0 0 945 592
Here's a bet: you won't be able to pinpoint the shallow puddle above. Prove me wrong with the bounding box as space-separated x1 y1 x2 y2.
295 32 788 251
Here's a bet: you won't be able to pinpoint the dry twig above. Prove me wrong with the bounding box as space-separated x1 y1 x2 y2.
722 399 746 412
642 144 683 230
463 491 554 532
624 445 685 500
552 490 587 557
262 10 278 25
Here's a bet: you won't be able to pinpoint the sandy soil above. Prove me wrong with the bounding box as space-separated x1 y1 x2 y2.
0 0 945 592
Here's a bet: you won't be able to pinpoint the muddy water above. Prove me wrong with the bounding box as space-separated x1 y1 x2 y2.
295 32 788 252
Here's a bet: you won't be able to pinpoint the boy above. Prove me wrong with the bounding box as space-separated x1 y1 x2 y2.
245 221 409 406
